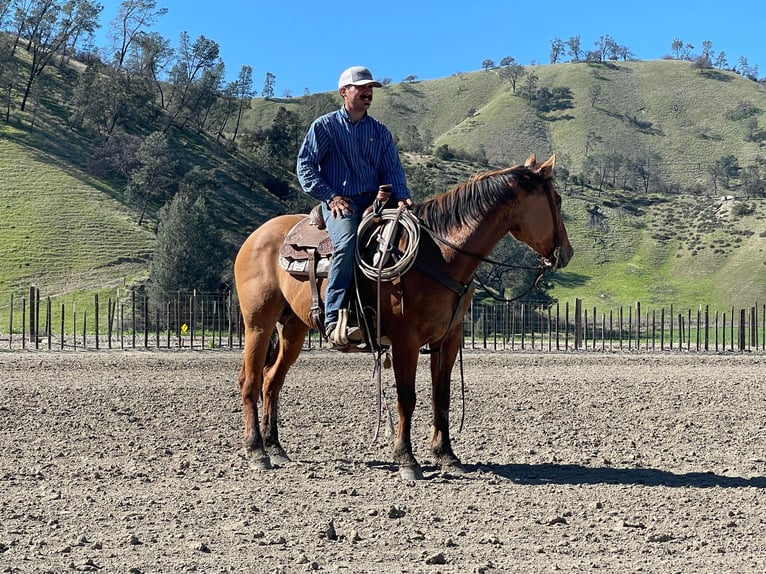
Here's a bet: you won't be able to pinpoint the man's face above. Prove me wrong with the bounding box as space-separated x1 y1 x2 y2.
341 84 374 112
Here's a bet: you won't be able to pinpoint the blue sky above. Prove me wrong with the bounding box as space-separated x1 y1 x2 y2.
96 0 764 96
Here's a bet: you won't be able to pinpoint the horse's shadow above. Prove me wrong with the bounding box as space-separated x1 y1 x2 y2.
468 462 766 489
367 461 766 488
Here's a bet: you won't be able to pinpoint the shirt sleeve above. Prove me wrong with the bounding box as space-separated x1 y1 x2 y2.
296 120 336 202
378 126 412 201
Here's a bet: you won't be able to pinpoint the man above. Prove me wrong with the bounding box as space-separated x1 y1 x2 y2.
297 65 412 346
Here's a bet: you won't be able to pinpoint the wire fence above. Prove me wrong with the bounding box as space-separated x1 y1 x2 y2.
0 286 763 353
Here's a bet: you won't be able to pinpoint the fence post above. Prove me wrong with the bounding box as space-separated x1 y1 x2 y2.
715 310 719 352
9 293 13 349
22 296 26 349
60 303 65 350
616 306 622 350
29 285 36 349
739 308 746 351
46 297 51 350
94 293 99 350
574 298 581 350
107 297 113 350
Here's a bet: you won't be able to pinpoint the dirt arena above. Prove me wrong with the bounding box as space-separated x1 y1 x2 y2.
1 349 765 573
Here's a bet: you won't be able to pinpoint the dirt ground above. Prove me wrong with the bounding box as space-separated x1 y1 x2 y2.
1 349 765 573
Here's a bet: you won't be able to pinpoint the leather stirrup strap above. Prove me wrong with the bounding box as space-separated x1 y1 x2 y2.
307 248 324 334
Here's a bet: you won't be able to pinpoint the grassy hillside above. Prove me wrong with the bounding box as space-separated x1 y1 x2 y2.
246 60 766 311
1 55 765 314
0 127 154 295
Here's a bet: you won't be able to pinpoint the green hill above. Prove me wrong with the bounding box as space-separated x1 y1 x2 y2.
1 53 765 313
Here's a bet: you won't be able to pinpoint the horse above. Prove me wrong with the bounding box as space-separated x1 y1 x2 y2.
233 154 573 480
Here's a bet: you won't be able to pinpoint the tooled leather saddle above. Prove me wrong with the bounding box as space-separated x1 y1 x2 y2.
278 205 333 330
278 205 331 277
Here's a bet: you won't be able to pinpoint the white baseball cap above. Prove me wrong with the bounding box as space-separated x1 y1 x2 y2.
338 66 382 89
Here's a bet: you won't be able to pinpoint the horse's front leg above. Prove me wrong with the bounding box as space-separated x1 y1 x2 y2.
391 343 423 480
429 326 465 475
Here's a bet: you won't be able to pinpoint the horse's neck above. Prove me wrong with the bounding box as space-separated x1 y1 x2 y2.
440 217 509 281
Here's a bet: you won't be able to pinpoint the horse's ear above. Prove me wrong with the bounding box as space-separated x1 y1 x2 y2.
536 154 556 178
524 153 537 167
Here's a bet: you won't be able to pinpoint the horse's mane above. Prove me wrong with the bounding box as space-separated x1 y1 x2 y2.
413 165 551 235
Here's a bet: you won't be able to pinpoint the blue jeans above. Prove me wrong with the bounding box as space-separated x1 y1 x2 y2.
321 194 373 326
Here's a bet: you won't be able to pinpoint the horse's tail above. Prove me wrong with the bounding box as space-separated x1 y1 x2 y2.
264 326 280 368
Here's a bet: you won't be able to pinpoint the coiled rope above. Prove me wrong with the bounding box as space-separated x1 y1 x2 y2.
355 208 420 281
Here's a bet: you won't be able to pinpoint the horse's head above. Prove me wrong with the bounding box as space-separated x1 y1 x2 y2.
509 154 573 270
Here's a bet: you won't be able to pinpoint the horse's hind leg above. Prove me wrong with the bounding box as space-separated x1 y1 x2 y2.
238 322 274 470
261 313 310 464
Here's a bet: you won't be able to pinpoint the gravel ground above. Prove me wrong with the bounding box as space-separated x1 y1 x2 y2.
1 349 765 573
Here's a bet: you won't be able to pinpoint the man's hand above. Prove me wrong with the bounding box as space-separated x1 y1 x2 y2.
398 198 414 210
328 196 352 218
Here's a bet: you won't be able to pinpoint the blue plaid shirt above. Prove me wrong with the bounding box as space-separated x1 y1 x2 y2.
296 107 410 203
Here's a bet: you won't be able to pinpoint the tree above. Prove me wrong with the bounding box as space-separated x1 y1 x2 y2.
265 106 303 168
740 163 765 199
714 51 728 70
549 38 565 64
147 191 226 310
17 0 103 111
498 59 524 93
128 31 174 109
129 131 177 225
737 56 759 80
710 155 740 191
108 0 167 70
594 35 618 62
402 124 423 152
262 71 275 99
520 70 538 106
164 33 221 130
670 38 684 59
566 35 581 62
481 59 495 70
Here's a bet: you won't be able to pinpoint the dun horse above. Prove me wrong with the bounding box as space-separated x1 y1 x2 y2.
234 154 573 480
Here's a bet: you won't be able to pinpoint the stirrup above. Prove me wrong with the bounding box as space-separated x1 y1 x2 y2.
328 309 363 346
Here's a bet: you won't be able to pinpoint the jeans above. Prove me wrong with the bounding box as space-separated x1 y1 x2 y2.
321 194 373 326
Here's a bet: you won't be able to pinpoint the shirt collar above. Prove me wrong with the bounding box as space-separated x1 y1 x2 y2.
339 106 367 124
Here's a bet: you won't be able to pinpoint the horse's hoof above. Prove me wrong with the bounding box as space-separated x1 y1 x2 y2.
399 464 424 481
248 452 272 470
269 452 291 466
440 461 467 477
